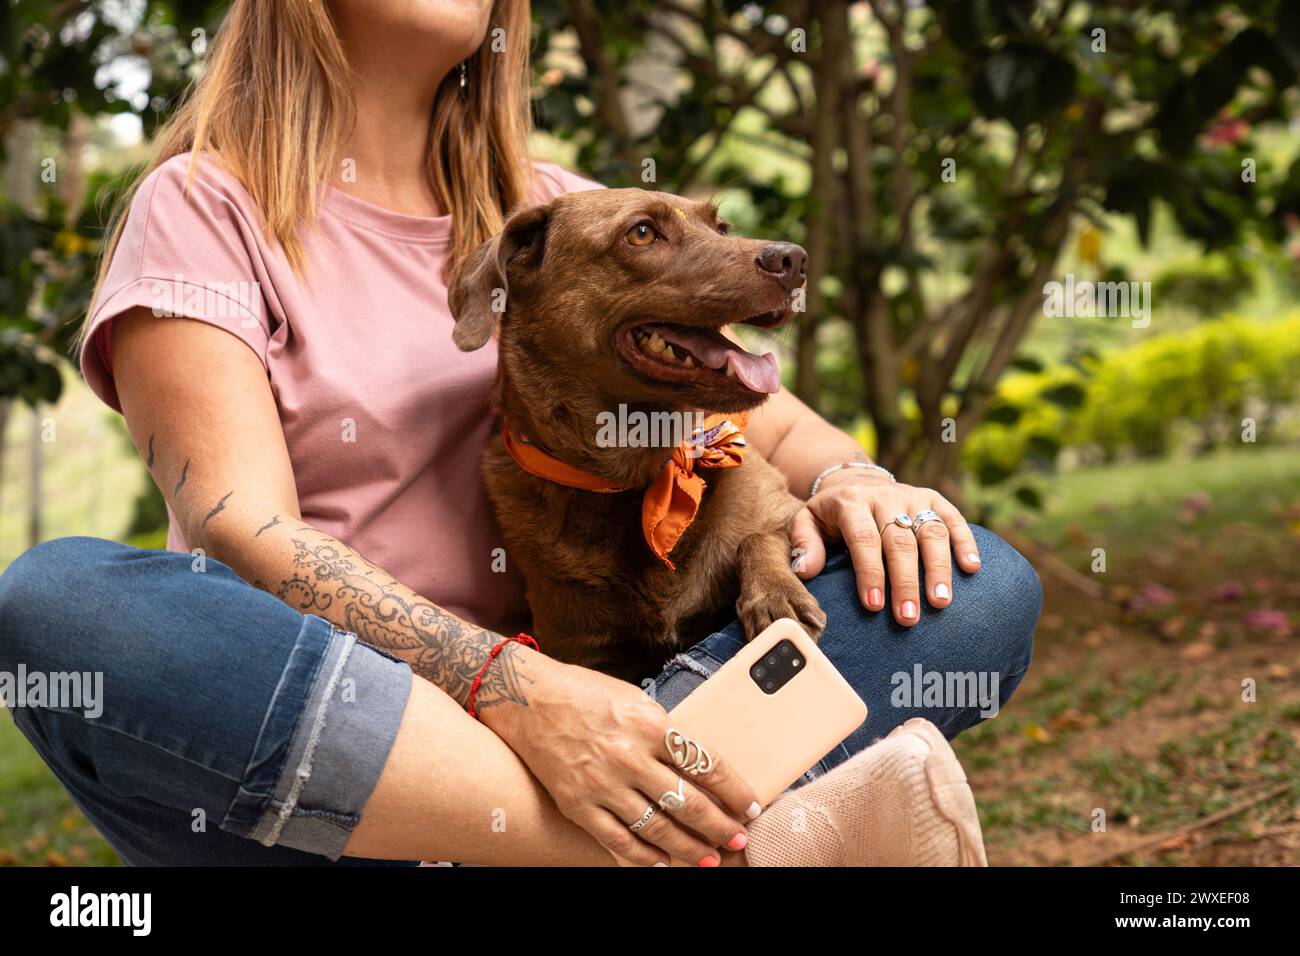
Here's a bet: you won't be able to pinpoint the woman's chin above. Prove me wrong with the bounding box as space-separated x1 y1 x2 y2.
332 0 492 59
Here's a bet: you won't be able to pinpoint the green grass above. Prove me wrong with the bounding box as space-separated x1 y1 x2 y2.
1 370 145 571
0 712 119 866
982 441 1300 547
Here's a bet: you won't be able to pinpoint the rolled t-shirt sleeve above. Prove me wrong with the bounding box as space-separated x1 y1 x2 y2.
530 160 604 204
81 156 273 412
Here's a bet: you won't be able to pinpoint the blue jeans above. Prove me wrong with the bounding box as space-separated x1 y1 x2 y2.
0 527 1038 865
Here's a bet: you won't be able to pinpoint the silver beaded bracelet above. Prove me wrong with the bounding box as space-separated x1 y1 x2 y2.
808 460 895 497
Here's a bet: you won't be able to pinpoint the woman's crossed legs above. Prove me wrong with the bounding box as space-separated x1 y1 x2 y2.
0 529 1037 865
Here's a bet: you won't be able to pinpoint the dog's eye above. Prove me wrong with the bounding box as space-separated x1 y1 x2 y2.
625 222 659 246
716 220 732 235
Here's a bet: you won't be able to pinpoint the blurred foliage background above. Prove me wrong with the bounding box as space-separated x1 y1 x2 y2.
1 0 1299 866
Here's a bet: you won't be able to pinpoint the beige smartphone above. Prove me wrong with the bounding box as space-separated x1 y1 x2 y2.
666 618 867 806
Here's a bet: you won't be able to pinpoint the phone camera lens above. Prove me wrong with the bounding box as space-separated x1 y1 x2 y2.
766 655 779 668
763 680 775 691
752 665 767 679
779 643 791 656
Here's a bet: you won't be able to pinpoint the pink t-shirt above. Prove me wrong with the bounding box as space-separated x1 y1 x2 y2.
81 152 600 631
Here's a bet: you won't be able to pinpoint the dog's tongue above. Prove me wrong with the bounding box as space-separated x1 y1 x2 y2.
654 326 782 394
722 349 781 394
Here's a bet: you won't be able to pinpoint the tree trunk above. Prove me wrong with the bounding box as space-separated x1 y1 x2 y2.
568 0 637 170
28 406 43 548
0 398 10 532
5 118 39 207
59 111 88 219
798 4 848 402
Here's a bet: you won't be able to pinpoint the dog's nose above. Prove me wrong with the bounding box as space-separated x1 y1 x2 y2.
756 242 808 291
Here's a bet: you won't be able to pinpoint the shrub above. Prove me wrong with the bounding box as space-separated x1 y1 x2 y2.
964 314 1300 491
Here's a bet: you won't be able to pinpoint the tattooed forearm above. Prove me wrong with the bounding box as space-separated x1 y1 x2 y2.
203 490 233 527
270 531 531 710
255 514 282 537
173 458 190 496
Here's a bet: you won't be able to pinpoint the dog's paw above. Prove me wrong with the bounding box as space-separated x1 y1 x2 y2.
737 578 827 641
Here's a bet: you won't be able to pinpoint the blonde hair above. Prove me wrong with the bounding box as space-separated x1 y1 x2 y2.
84 0 533 338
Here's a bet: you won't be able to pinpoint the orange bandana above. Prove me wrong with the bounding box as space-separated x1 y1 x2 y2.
502 413 750 571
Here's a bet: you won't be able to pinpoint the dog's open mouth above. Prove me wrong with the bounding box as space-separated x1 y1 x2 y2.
616 311 786 395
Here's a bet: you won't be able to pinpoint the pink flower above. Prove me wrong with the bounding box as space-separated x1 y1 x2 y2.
1202 116 1248 147
1127 583 1176 612
1212 582 1245 602
1183 492 1212 514
1244 610 1290 636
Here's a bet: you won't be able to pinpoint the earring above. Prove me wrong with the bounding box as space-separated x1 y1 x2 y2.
459 61 468 100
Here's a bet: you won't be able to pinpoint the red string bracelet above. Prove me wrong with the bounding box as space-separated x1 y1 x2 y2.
467 633 539 719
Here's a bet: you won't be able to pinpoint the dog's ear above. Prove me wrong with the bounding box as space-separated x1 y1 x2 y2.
448 201 552 351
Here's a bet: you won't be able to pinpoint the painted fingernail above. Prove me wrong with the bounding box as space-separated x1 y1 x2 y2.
967 552 981 565
868 587 883 608
699 854 721 867
934 583 950 600
728 833 749 851
901 600 918 620
653 862 668 867
746 801 762 820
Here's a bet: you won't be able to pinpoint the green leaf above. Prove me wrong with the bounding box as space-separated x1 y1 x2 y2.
1011 355 1045 373
1025 434 1062 462
1013 485 1044 509
976 461 1013 486
985 403 1024 425
1041 382 1087 409
972 42 1077 130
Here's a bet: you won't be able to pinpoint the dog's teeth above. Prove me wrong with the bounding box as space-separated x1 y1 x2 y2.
663 344 676 360
725 363 736 378
648 333 666 353
682 355 694 368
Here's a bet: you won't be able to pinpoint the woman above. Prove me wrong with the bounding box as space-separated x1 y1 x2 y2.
0 0 1039 867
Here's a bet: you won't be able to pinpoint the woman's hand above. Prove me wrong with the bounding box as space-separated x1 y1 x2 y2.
788 470 982 627
491 650 760 866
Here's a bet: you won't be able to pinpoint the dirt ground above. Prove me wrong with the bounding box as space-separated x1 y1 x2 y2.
955 515 1300 866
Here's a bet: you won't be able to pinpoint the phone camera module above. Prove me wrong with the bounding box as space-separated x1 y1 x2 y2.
751 639 803 695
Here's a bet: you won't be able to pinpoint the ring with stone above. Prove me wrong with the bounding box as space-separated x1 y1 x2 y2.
887 512 914 532
658 777 687 813
664 728 715 776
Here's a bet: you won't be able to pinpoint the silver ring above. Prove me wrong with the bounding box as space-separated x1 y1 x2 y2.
912 510 943 532
886 512 914 532
665 728 715 776
658 777 687 812
628 804 657 832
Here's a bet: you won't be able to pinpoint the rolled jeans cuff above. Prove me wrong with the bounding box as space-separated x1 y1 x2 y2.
221 616 412 860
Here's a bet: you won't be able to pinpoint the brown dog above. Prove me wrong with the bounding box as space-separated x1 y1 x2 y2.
449 188 825 681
